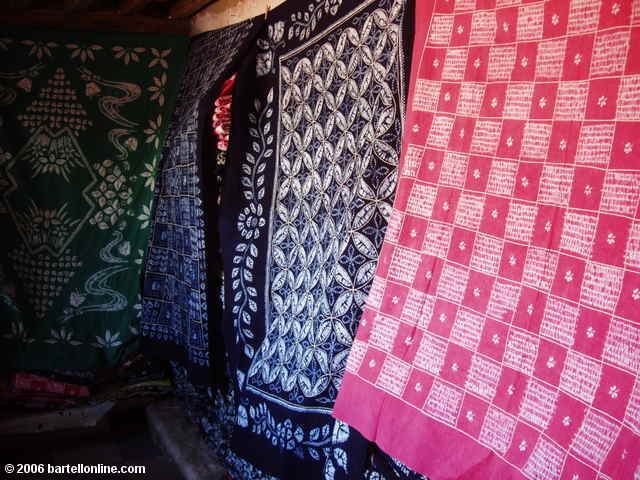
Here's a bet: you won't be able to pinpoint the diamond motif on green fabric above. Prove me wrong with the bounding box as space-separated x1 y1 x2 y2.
9 245 82 319
17 68 92 134
3 126 97 257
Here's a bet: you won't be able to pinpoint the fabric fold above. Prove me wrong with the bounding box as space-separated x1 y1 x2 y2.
141 22 256 386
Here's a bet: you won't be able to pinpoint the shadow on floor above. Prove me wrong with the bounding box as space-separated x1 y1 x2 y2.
2 407 184 479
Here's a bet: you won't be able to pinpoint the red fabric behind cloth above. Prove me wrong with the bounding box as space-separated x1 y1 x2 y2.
11 372 89 397
211 74 236 152
334 1 640 479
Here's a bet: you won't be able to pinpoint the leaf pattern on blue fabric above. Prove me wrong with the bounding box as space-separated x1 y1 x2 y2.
222 2 430 479
247 0 404 409
236 400 353 477
231 89 274 367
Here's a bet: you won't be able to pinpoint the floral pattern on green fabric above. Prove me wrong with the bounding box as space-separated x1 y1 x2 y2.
0 25 187 372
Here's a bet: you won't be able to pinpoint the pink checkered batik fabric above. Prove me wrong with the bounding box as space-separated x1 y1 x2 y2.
333 0 640 479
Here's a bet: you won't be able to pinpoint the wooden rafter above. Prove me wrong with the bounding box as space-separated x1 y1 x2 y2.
0 9 189 34
63 0 95 11
168 0 215 19
117 0 154 15
190 0 287 35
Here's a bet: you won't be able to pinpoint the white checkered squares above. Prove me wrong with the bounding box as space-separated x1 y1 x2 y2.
505 202 537 243
488 45 517 82
457 83 485 117
428 115 455 148
625 222 640 269
407 182 438 218
503 84 534 119
454 0 477 11
470 120 502 156
465 354 501 400
428 15 454 45
560 211 597 258
539 165 574 207
346 339 367 373
425 380 464 425
487 160 518 196
413 80 441 112
402 145 425 177
567 0 602 35
560 350 602 404
575 123 615 167
617 75 640 121
535 39 567 80
440 152 468 187
540 297 579 347
437 263 469 304
555 82 589 120
344 3 640 470
423 221 453 258
523 438 565 480
454 193 485 230
601 172 640 216
389 247 423 283
603 319 640 373
384 208 402 243
580 262 624 312
504 328 540 376
571 410 619 467
479 407 517 454
370 315 400 352
591 30 629 77
414 333 448 375
470 10 496 44
520 379 559 429
451 309 485 351
522 122 552 159
443 48 468 81
471 234 503 275
487 280 520 321
517 2 544 41
523 247 559 292
401 289 428 326
418 295 437 330
377 356 411 396
368 276 386 309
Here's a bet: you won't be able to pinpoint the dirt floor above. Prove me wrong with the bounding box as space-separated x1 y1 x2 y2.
2 407 183 479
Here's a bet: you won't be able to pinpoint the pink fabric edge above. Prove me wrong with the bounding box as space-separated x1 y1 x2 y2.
334 372 520 480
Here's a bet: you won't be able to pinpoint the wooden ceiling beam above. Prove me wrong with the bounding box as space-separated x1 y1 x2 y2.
190 0 286 35
117 0 154 15
168 0 215 19
63 0 94 11
0 9 189 35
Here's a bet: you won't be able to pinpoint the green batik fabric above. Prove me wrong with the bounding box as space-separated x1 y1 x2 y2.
0 26 187 372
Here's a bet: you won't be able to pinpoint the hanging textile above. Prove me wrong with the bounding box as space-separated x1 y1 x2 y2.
212 75 236 153
334 0 640 479
141 22 256 386
218 1 422 478
0 25 187 372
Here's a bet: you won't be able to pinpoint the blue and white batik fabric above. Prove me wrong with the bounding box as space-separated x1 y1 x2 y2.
141 21 256 386
219 1 426 479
